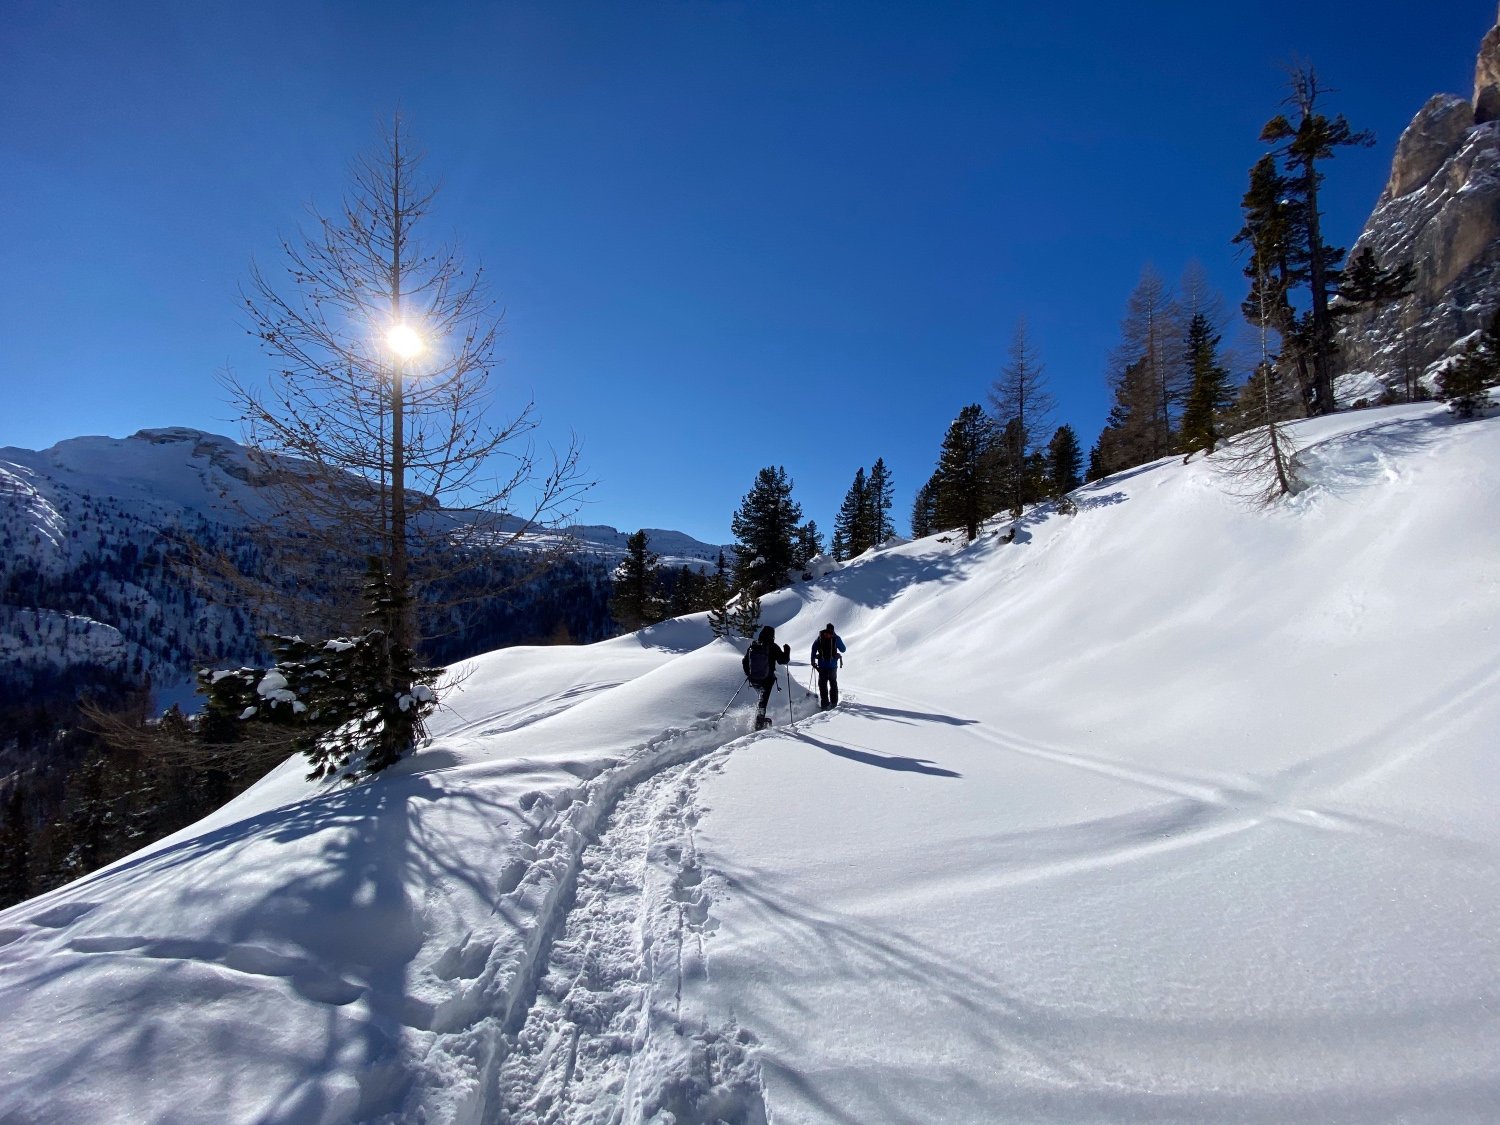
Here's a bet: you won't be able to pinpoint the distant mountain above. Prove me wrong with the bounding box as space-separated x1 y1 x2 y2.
0 427 728 746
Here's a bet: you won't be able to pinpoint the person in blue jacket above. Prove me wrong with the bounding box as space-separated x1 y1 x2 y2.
810 622 847 710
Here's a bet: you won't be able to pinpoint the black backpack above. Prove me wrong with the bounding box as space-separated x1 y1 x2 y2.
744 641 773 683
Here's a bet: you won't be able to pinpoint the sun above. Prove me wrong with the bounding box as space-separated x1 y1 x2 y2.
386 324 424 358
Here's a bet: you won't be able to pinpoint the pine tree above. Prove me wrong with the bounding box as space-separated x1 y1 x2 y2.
197 563 439 780
664 565 707 618
1234 152 1307 408
794 521 824 569
833 468 869 560
706 551 733 638
867 458 895 543
1217 262 1302 505
989 320 1055 517
910 474 939 538
1336 247 1414 317
932 404 998 543
609 530 662 632
1179 312 1237 461
1258 66 1375 415
1112 265 1186 461
727 588 763 641
1085 443 1107 483
1437 307 1500 419
991 417 1029 518
1046 425 1083 498
219 116 589 773
730 466 805 596
1094 357 1158 475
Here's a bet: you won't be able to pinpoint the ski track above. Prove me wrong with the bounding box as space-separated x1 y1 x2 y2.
842 685 1494 886
389 714 773 1125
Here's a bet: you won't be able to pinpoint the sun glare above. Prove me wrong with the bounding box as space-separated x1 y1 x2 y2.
386 324 424 358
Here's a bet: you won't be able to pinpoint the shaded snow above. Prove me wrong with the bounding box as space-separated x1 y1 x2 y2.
2 404 1499 1123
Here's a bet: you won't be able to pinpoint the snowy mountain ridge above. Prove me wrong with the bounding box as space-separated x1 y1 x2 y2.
0 427 728 735
1 403 1498 1123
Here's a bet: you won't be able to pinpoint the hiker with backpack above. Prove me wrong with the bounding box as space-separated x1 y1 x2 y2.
742 625 791 730
810 622 847 710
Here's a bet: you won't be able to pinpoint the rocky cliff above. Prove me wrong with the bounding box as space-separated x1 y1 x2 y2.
1335 6 1500 399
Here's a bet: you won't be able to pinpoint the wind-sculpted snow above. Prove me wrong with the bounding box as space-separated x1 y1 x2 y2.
2 404 1499 1123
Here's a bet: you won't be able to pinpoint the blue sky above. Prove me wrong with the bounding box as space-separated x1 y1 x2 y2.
1 1 1491 543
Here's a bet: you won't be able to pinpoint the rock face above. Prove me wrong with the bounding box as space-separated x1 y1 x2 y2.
1335 10 1500 398
1475 8 1500 123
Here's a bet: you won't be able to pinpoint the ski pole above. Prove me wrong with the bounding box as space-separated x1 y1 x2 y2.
717 678 747 721
787 662 794 726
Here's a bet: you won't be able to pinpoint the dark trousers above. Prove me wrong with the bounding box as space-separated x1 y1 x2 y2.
753 678 775 716
817 667 839 708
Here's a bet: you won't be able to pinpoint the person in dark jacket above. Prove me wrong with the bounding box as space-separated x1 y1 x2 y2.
742 625 791 730
810 622 847 710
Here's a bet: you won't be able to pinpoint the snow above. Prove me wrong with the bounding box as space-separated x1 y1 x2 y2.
3 403 1500 1122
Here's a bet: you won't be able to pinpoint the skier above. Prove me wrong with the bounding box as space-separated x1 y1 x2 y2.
742 625 791 730
810 622 847 710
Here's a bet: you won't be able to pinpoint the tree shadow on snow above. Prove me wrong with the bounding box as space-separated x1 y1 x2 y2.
18 771 519 1121
789 548 972 613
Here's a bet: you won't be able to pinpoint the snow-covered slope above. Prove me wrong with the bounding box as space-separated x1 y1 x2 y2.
2 404 1498 1123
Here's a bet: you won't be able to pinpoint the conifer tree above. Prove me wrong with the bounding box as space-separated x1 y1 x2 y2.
1336 247 1415 323
1179 312 1237 461
1085 443 1107 483
220 116 589 772
990 417 1029 518
1217 263 1302 505
730 466 805 596
1111 266 1186 461
1437 307 1500 419
867 458 895 543
609 530 662 633
706 551 733 638
1094 357 1157 476
794 521 824 568
1234 153 1306 406
1046 425 1084 497
833 468 869 560
198 562 439 780
989 320 1055 517
933 404 998 542
664 565 707 618
910 474 939 538
1257 66 1374 415
727 588 763 641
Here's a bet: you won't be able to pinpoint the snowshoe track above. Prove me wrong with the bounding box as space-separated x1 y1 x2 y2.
391 714 775 1124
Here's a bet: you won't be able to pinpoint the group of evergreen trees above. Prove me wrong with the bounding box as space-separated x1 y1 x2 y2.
1090 265 1246 479
607 531 732 633
910 322 1083 543
832 459 894 560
